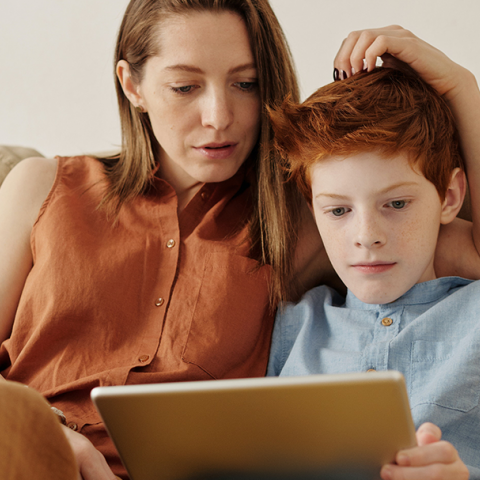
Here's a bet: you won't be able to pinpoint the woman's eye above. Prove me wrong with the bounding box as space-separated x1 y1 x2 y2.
331 207 347 217
390 200 407 209
172 85 194 94
236 82 257 91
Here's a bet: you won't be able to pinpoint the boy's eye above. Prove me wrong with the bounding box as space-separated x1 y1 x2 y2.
331 207 347 217
390 200 406 209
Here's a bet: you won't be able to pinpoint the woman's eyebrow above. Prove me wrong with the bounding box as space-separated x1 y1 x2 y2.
163 62 256 75
163 64 203 73
228 63 257 74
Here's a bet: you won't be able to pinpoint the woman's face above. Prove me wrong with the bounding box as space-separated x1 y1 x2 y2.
134 11 261 195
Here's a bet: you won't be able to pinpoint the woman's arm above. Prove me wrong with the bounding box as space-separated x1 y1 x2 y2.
334 26 480 278
0 158 118 477
0 157 57 344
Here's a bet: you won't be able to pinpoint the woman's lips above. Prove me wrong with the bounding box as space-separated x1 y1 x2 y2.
194 143 237 160
352 263 396 274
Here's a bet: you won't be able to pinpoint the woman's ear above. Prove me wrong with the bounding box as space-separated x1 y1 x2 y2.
116 60 146 112
440 168 467 225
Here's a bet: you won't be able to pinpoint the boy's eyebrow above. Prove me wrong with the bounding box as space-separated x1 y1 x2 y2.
315 193 350 200
163 63 257 75
377 181 419 194
315 181 419 200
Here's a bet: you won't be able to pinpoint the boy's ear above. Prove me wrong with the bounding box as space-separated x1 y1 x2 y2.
440 168 467 225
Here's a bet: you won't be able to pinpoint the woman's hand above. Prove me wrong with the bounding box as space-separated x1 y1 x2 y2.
380 423 469 480
333 25 468 100
61 426 118 480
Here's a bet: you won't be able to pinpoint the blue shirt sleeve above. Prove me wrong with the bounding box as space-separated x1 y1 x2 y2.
266 304 289 377
468 465 480 479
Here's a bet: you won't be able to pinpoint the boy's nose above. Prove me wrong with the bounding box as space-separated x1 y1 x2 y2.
354 215 387 248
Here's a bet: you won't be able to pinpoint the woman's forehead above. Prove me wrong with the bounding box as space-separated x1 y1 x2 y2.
154 10 252 59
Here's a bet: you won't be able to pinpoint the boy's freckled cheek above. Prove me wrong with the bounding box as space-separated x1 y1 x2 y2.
318 225 344 261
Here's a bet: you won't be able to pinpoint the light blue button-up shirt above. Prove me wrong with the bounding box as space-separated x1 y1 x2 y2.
268 277 480 478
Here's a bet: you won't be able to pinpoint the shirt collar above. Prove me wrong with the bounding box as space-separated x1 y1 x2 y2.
345 276 473 310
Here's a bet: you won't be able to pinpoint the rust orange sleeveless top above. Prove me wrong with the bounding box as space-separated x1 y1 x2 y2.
0 156 274 477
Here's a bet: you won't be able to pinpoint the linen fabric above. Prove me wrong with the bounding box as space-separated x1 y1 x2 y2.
0 155 274 478
0 380 78 480
268 277 480 478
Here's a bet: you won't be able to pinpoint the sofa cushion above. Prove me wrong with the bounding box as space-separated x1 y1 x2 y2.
0 145 44 187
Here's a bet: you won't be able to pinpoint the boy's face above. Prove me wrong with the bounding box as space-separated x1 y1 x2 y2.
311 151 447 304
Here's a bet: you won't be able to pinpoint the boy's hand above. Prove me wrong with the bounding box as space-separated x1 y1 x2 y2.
380 422 469 480
333 25 469 101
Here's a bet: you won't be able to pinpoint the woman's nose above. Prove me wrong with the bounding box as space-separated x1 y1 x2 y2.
201 89 233 131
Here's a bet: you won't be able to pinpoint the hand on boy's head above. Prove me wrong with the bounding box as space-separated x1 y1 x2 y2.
333 25 466 99
379 423 469 480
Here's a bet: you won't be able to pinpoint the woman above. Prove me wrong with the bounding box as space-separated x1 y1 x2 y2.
0 2 479 480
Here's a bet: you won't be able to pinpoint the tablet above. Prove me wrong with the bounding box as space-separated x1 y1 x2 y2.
91 371 416 480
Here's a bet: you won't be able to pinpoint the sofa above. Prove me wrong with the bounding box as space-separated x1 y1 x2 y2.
0 145 44 187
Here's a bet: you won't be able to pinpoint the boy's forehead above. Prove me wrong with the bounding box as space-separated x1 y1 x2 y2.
309 151 426 194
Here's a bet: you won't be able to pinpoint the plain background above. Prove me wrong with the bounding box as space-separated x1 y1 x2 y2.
0 1 479 157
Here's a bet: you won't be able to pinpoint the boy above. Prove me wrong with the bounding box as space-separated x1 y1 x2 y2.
268 68 479 480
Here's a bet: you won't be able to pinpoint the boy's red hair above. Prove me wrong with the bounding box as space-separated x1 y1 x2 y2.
269 68 463 203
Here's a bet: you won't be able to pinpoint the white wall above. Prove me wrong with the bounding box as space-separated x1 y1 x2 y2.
1 1 479 157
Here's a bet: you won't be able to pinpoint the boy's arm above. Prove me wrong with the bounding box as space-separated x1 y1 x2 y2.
334 26 480 278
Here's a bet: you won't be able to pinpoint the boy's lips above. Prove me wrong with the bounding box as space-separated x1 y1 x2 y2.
351 262 396 274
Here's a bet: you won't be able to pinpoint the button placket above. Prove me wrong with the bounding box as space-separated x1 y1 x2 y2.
363 309 402 374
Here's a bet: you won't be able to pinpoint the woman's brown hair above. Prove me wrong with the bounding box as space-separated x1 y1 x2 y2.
98 0 302 306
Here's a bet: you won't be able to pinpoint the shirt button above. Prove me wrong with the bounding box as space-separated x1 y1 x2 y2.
381 317 393 327
138 355 150 363
200 191 209 201
366 369 376 373
155 298 164 307
67 422 78 431
166 239 175 248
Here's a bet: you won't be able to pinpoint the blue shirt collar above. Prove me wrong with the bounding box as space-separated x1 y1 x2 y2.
345 276 472 310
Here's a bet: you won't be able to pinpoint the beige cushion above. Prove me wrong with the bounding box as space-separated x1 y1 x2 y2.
0 145 44 187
